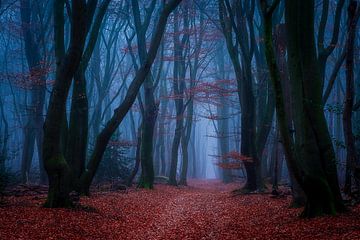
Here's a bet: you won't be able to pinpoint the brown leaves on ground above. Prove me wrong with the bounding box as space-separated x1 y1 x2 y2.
1 180 360 240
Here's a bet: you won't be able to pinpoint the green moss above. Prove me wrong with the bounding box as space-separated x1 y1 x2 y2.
46 155 69 172
138 178 154 189
44 155 73 208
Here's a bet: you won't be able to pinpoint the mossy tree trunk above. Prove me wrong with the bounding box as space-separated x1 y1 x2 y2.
43 0 90 207
343 1 360 195
44 0 113 204
261 0 345 217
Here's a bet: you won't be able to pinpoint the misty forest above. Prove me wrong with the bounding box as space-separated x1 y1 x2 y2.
1 0 360 239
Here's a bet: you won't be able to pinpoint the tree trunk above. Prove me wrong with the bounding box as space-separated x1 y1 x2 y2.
343 1 359 195
79 0 182 193
20 0 46 184
127 126 142 186
139 96 157 189
43 0 89 207
285 0 345 217
168 8 188 185
66 69 88 179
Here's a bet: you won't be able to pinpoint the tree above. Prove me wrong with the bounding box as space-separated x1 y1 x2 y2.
44 0 182 207
343 1 360 195
214 44 232 183
218 0 275 191
66 0 112 179
131 0 158 189
78 0 182 195
43 0 99 207
260 0 346 217
168 4 190 186
20 0 50 184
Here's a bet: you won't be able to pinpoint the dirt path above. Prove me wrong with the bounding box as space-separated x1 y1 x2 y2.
1 180 360 240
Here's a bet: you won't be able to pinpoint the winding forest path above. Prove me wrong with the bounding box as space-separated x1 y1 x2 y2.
1 180 360 240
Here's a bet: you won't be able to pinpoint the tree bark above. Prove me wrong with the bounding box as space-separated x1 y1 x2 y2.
343 1 360 195
43 0 89 208
284 0 345 217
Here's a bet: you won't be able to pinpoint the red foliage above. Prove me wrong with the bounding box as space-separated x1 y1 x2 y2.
1 180 360 240
213 151 253 169
221 151 253 162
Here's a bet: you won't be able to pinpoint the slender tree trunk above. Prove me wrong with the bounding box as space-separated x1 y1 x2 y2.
79 0 182 194
127 126 142 186
20 0 46 184
168 8 188 185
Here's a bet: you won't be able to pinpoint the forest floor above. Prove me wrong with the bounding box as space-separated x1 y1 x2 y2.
1 179 360 240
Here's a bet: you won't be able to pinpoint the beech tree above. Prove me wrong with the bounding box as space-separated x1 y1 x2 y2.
218 0 276 191
131 0 159 189
260 0 346 217
168 4 190 186
20 0 50 184
343 1 360 195
43 0 182 207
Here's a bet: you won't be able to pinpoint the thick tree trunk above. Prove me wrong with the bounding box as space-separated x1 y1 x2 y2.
343 1 359 195
66 69 88 179
260 0 345 216
43 0 93 207
274 23 306 206
139 95 157 189
284 0 345 217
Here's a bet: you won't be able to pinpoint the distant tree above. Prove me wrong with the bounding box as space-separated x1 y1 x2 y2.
20 0 50 184
168 4 190 186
